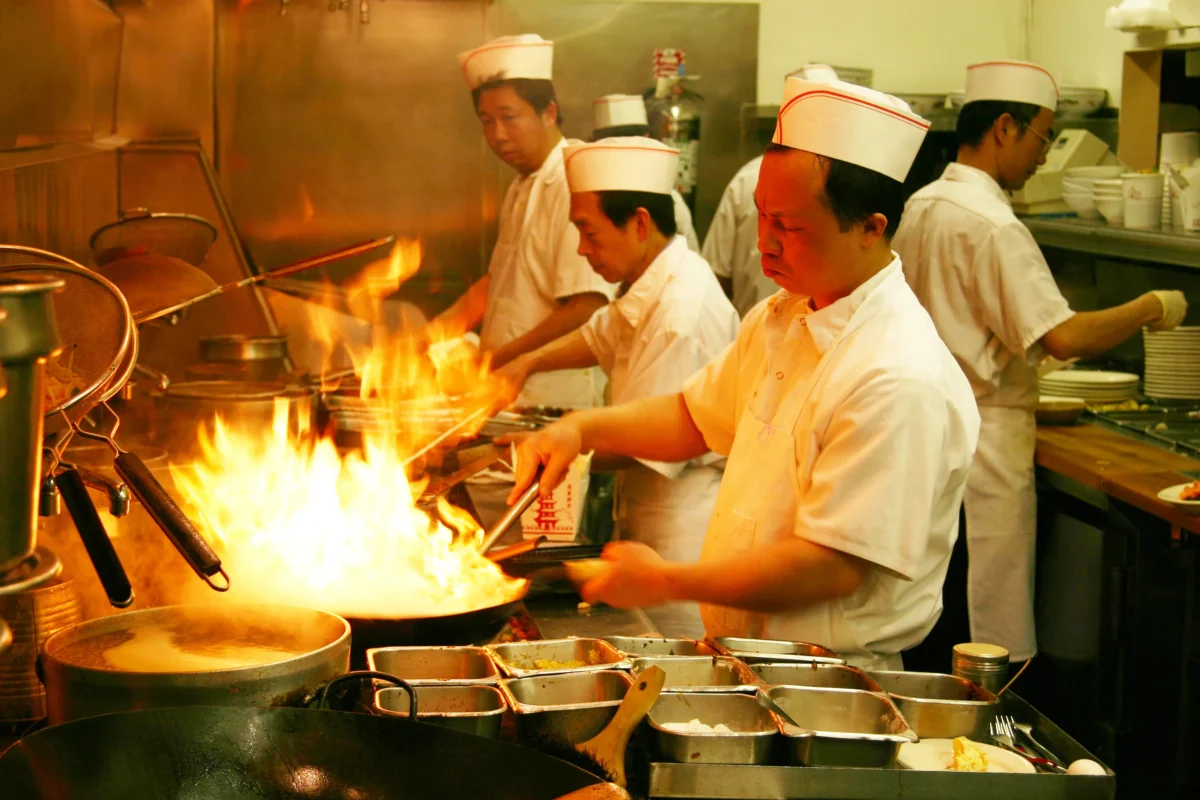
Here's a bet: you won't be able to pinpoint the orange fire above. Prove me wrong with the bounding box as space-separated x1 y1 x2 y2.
171 240 524 618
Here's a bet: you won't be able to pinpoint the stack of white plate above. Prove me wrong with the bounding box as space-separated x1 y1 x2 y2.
1038 370 1139 403
1144 327 1200 399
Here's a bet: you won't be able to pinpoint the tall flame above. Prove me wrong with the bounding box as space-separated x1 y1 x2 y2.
171 239 523 618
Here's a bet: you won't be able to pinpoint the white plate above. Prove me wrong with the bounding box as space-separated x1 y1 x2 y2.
1157 483 1200 513
898 739 1036 773
1038 371 1139 386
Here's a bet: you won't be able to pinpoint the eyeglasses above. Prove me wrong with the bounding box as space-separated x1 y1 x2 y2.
1023 124 1055 152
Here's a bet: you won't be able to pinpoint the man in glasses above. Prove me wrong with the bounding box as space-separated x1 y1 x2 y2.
895 60 1187 670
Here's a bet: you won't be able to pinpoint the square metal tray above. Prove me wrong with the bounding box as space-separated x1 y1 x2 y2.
373 684 506 739
868 670 998 739
632 656 759 693
751 662 881 693
648 692 778 765
486 637 630 677
712 636 845 665
604 636 718 658
499 669 632 748
768 685 917 768
365 645 500 685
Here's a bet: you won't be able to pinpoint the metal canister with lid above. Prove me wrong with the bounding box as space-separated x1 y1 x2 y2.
951 642 1010 695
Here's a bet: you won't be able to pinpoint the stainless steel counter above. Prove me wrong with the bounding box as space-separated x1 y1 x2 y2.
1023 215 1200 270
525 596 658 641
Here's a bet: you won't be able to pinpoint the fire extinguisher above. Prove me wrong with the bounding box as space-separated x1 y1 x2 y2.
644 48 702 213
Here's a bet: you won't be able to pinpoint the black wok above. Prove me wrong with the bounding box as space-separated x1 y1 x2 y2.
345 596 525 669
0 705 604 799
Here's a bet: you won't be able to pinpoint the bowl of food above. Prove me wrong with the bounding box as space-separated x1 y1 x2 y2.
1036 395 1087 425
1157 480 1200 513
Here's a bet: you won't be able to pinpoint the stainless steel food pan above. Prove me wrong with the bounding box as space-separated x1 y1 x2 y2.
648 692 777 765
768 685 916 768
751 662 881 693
867 670 997 739
632 656 758 693
486 638 629 678
499 669 632 747
712 637 844 665
365 646 499 685
603 636 717 658
373 684 506 738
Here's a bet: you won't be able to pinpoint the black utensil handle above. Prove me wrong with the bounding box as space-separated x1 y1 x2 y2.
57 469 135 609
113 451 230 592
313 671 417 717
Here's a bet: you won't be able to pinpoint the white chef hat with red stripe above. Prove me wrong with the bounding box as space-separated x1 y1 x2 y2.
563 137 679 195
458 34 553 89
964 60 1059 111
593 95 648 130
771 78 930 183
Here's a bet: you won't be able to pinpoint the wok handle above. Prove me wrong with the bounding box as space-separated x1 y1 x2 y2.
113 451 230 592
314 671 417 717
56 468 135 609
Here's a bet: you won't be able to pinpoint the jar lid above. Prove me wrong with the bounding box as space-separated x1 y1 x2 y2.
953 642 1010 663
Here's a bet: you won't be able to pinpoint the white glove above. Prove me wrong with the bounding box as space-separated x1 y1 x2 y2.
1149 290 1188 331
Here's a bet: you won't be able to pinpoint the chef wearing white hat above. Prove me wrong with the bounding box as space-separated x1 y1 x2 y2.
501 78 979 669
703 65 841 316
591 94 700 253
495 138 738 637
434 35 614 410
895 60 1188 668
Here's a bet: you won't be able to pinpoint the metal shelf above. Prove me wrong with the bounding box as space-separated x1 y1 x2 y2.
1023 216 1200 270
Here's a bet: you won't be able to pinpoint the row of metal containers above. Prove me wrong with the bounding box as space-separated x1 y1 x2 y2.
364 634 1000 770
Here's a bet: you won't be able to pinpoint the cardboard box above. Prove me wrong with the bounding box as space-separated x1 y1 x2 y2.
1118 49 1164 171
520 452 593 543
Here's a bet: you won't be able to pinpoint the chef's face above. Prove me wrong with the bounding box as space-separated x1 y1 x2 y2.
755 148 886 304
569 192 642 284
997 106 1055 192
475 85 558 175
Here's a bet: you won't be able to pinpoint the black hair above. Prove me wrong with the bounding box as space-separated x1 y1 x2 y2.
471 77 562 125
955 100 1041 149
591 124 651 141
765 144 907 239
596 191 678 237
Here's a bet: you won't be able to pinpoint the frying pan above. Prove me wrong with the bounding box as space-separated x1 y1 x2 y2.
0 706 609 799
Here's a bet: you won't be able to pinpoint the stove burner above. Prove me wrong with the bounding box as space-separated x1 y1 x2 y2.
0 548 61 595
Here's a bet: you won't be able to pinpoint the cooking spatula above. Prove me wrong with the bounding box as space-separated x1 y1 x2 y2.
574 664 665 787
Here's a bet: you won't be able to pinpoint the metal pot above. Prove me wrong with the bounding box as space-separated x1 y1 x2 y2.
150 380 315 453
89 209 218 268
199 334 290 381
41 603 350 724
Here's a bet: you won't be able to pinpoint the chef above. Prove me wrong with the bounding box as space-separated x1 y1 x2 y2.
703 65 839 316
496 138 738 637
502 77 980 669
591 94 700 253
894 60 1188 667
432 34 614 409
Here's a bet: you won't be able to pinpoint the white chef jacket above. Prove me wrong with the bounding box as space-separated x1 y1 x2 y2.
893 162 1075 661
682 258 980 666
581 235 738 637
895 163 1075 409
671 190 701 253
702 156 780 317
480 138 616 409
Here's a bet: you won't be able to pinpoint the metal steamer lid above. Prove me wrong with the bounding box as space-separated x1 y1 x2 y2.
0 247 136 430
0 547 63 595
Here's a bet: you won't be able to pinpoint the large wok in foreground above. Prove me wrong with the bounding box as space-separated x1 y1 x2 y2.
0 706 606 799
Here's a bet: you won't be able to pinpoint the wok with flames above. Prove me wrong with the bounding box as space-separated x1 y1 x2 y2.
165 239 535 654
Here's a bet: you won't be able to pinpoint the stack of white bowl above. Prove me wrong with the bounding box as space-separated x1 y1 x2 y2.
1038 370 1140 404
1093 178 1125 225
1122 173 1163 229
1062 166 1124 222
1143 327 1200 400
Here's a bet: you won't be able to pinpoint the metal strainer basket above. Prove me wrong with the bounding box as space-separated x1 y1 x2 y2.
89 208 218 267
0 246 135 433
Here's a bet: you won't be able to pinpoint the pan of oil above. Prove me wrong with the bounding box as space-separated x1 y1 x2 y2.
41 603 350 724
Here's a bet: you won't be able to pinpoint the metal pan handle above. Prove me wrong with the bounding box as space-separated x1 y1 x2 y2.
311 670 417 717
56 468 135 608
112 451 230 592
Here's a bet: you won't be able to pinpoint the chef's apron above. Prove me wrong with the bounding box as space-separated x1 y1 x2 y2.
963 404 1038 661
479 163 600 410
696 308 903 671
613 462 722 639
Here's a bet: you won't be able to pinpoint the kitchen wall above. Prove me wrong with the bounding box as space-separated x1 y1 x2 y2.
601 0 1032 102
1030 0 1131 105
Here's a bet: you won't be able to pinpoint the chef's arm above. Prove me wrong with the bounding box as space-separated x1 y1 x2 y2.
510 330 599 377
1039 292 1164 360
428 274 491 338
489 292 608 369
504 393 709 503
581 536 866 613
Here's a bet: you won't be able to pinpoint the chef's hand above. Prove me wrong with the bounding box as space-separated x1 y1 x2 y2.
580 542 671 609
491 355 533 410
497 419 583 503
1149 290 1188 331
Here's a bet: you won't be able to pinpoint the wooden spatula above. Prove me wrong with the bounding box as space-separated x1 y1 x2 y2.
575 665 666 787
